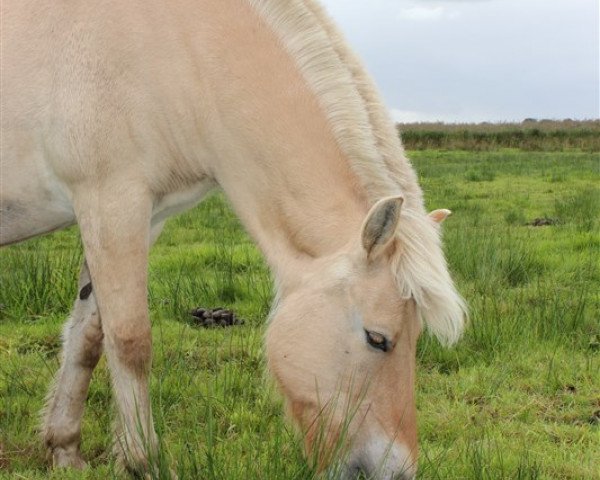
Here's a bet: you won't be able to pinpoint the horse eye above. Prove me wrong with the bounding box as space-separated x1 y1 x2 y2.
365 330 390 352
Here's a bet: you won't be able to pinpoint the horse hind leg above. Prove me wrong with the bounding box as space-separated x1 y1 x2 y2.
42 260 103 469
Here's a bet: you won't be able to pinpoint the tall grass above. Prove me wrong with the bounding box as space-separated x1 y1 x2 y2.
0 243 81 321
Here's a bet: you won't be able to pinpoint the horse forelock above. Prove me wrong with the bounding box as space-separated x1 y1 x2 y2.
248 0 466 343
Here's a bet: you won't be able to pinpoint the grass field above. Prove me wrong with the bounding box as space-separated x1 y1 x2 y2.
1 149 598 479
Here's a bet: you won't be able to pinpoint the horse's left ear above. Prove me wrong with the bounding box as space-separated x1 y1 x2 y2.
429 209 452 224
361 196 404 260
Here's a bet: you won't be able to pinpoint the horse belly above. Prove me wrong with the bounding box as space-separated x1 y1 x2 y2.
0 148 75 247
0 195 75 247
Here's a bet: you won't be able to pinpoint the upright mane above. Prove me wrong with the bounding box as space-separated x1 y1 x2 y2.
249 0 466 344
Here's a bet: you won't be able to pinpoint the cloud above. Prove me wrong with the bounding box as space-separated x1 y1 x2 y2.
321 0 599 122
398 6 447 21
397 1 462 21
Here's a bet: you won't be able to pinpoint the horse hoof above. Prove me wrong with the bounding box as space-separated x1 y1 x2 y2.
50 447 87 470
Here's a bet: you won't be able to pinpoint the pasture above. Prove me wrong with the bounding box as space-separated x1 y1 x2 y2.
1 148 598 479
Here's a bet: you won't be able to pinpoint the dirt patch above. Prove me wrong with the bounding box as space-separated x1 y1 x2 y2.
563 384 577 394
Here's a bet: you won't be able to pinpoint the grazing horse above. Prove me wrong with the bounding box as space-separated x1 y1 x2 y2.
0 0 466 478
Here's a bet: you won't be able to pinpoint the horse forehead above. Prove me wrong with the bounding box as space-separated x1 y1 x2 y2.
325 255 356 282
320 256 400 309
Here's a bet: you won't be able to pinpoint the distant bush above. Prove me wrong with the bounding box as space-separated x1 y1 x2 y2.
398 119 600 151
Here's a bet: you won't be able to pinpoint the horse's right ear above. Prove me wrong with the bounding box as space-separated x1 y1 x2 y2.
361 196 404 260
429 209 452 224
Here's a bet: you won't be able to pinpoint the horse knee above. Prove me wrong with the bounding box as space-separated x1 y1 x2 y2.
107 321 152 374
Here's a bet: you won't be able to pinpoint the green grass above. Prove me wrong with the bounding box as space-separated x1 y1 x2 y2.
1 150 598 479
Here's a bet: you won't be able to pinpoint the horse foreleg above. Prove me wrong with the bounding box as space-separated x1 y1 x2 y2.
71 181 158 474
42 221 165 470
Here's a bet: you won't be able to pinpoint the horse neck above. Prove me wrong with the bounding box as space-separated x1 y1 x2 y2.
216 141 369 285
196 0 373 283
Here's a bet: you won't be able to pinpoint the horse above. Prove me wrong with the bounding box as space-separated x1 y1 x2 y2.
0 0 466 478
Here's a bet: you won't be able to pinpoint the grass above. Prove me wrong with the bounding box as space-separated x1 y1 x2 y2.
1 149 599 479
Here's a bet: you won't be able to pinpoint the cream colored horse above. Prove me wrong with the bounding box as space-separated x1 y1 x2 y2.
0 0 466 478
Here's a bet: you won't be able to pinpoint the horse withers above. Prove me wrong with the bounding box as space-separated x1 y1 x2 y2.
0 0 466 478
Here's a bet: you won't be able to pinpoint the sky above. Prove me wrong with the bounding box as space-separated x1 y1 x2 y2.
319 0 599 123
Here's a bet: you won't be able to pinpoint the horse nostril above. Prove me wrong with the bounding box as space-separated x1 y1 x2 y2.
347 462 413 480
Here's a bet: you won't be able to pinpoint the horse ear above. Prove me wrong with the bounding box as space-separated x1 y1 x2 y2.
429 209 452 224
361 196 404 259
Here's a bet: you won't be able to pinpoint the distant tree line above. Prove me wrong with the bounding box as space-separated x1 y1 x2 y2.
397 119 600 151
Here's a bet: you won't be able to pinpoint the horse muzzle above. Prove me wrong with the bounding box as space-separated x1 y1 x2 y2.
331 436 416 480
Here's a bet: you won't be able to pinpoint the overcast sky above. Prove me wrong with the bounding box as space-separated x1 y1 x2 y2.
319 0 599 123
